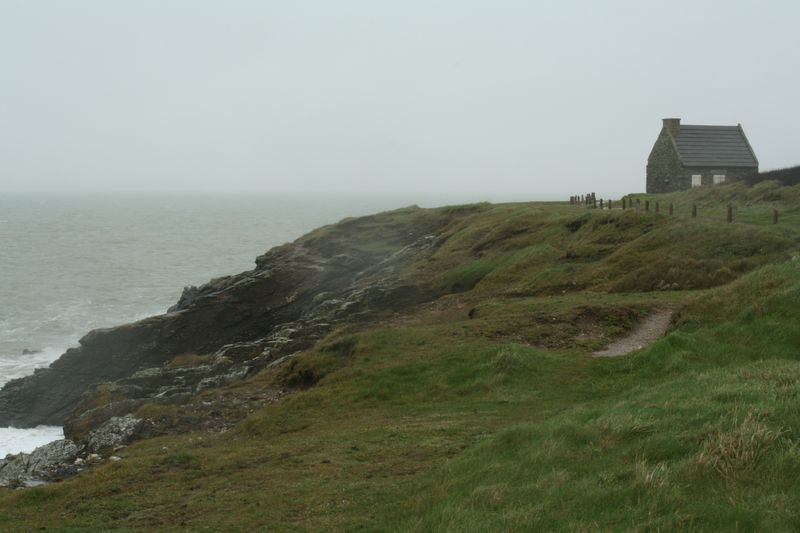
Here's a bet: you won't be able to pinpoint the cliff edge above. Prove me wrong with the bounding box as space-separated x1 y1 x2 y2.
0 205 479 433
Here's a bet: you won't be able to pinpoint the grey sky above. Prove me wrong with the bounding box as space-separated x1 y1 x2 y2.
1 1 798 199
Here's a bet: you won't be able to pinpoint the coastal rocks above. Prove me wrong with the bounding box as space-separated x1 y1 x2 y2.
168 285 201 312
0 315 172 427
0 252 313 427
64 396 154 442
86 453 103 464
196 366 253 391
0 207 459 446
85 415 147 453
212 341 265 364
0 439 82 488
63 318 327 441
1 416 145 487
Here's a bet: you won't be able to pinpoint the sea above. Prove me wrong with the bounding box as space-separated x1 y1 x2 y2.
0 191 491 457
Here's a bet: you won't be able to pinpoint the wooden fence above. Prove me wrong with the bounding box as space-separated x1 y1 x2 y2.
569 193 781 224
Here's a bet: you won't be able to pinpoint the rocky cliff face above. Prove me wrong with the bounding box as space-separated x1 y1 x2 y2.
0 206 469 443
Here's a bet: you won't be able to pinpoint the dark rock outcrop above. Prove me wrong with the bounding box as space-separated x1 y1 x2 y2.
0 206 466 439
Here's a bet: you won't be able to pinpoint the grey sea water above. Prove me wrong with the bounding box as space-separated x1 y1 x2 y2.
0 192 477 456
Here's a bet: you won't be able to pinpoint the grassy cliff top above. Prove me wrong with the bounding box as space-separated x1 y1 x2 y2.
2 181 800 530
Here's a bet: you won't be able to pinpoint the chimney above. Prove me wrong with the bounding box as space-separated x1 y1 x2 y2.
662 118 681 137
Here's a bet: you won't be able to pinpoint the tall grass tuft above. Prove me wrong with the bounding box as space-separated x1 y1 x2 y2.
697 411 787 480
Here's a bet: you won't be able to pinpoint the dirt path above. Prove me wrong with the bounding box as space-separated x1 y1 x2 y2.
592 308 674 358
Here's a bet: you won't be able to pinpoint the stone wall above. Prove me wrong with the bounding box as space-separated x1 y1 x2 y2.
646 128 684 193
683 166 755 188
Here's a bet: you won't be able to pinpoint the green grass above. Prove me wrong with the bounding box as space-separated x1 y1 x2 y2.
392 261 800 531
2 182 800 530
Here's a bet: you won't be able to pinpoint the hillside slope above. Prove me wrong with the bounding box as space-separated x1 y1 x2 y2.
1 182 799 530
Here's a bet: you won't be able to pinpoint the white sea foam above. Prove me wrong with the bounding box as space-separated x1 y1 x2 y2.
0 345 72 387
0 346 69 456
0 426 65 457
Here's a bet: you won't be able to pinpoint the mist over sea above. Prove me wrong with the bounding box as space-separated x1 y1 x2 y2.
0 192 485 456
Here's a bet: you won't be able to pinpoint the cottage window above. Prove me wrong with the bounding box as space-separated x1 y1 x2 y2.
713 174 726 185
691 174 702 187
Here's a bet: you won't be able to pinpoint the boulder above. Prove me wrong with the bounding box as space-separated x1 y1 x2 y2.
85 415 148 453
0 439 82 487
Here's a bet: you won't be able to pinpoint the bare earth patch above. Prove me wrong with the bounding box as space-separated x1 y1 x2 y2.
593 308 674 357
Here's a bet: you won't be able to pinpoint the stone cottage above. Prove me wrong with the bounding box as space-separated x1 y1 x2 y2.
646 118 758 193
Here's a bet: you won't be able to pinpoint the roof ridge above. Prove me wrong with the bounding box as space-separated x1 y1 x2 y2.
679 124 739 128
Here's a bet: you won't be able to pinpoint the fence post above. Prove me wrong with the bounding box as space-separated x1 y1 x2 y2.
692 204 697 218
727 205 733 223
669 203 674 216
636 199 641 211
600 199 604 209
773 209 779 224
608 199 612 210
645 200 650 212
655 201 659 213
622 198 626 210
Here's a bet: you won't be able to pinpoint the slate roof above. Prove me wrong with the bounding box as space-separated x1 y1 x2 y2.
673 125 758 168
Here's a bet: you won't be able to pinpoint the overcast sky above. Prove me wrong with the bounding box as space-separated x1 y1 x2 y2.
1 1 798 199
